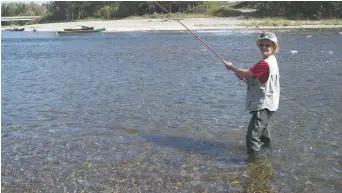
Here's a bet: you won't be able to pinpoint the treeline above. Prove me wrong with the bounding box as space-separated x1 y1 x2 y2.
40 1 227 21
1 2 46 25
1 1 342 24
1 2 45 16
38 1 342 21
236 1 342 19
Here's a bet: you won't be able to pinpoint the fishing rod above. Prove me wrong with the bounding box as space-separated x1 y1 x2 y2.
154 1 247 83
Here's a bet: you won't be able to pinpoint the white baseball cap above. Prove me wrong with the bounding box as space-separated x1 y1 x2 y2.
256 32 279 53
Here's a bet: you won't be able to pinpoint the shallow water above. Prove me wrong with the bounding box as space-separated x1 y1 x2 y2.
2 30 342 192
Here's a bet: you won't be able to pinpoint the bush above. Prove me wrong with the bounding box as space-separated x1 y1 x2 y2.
213 7 242 17
206 4 219 15
38 11 57 23
96 5 119 19
184 4 208 14
192 5 208 14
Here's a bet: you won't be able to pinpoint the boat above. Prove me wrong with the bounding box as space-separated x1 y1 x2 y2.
5 27 25 31
64 25 94 31
56 28 105 35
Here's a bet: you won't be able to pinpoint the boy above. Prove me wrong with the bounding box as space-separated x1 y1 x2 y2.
224 32 280 160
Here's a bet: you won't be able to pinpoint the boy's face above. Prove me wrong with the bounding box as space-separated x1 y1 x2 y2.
258 39 275 58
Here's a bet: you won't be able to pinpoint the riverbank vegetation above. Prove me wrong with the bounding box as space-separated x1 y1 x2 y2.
238 18 342 27
2 1 342 26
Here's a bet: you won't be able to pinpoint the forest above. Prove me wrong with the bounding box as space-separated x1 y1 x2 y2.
2 1 342 24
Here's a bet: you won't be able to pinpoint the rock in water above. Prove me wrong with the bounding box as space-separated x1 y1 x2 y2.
290 50 298 54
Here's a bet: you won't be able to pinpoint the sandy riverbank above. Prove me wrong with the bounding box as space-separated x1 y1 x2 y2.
4 18 342 32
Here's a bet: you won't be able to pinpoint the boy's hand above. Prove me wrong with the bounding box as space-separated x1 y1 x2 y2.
223 60 233 71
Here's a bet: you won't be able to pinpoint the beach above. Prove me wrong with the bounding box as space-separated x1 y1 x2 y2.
6 18 342 32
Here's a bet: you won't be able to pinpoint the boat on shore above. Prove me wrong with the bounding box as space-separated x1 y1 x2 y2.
56 28 105 35
64 25 94 31
5 27 25 31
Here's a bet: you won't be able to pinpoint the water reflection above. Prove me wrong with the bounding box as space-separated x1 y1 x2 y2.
244 156 274 193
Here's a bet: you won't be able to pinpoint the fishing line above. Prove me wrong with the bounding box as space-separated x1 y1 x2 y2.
154 1 224 61
154 1 247 83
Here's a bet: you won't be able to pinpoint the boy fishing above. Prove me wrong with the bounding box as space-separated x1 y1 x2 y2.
153 2 280 161
223 32 280 161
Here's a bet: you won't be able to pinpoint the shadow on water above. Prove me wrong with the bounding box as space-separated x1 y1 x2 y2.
142 135 276 192
142 135 247 163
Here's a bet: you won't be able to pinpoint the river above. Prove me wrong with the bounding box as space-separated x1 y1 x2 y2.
2 30 342 192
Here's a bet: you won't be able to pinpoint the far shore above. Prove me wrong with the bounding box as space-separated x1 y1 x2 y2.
2 18 342 32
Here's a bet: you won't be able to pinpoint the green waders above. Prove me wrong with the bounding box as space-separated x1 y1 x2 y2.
246 108 274 154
